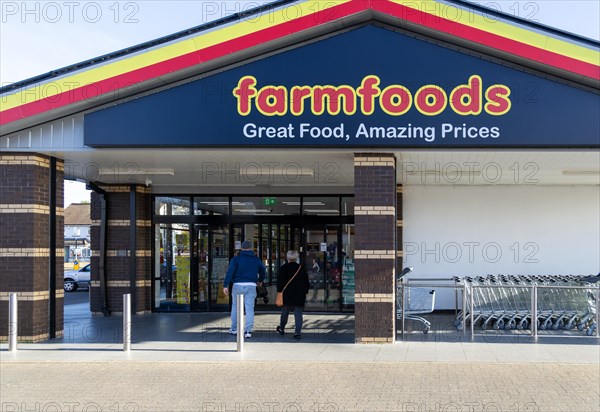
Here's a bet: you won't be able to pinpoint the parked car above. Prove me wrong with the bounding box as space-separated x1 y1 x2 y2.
64 264 91 292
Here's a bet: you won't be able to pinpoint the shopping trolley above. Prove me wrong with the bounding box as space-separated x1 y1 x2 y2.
397 267 436 334
454 274 599 336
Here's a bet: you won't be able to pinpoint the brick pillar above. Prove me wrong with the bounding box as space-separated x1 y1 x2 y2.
90 185 151 314
0 153 64 342
354 153 396 343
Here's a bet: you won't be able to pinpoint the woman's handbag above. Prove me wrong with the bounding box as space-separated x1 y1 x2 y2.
275 291 284 307
256 283 268 298
276 265 302 307
256 283 269 304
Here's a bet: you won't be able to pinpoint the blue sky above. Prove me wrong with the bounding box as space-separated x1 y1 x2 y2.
1 1 598 87
2 0 598 206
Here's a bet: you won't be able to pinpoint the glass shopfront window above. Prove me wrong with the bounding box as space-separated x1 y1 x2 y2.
342 197 354 216
194 197 228 215
156 196 190 215
303 197 340 216
232 197 300 215
233 197 271 215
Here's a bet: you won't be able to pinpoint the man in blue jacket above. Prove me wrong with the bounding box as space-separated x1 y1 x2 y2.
223 240 266 338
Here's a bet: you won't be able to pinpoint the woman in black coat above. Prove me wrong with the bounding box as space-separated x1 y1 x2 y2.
275 250 310 339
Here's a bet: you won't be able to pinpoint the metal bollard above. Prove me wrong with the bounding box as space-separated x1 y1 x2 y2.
462 285 467 337
596 286 600 338
123 294 131 351
400 283 405 341
470 285 474 341
530 286 534 338
531 285 538 341
9 293 18 351
237 294 244 352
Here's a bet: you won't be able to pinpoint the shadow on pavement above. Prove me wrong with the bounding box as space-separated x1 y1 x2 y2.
61 291 598 346
61 291 355 345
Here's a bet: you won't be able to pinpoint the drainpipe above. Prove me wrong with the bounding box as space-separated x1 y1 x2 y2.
49 157 57 338
87 182 111 316
129 185 137 316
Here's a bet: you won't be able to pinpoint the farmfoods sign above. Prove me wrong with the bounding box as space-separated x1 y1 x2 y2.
234 75 510 143
85 25 599 148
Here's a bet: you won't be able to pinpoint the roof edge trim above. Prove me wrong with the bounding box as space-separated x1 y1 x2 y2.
0 0 303 94
1 0 598 95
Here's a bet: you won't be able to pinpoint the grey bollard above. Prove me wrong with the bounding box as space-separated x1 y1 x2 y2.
9 293 17 351
400 283 405 341
470 285 474 341
531 285 538 340
123 294 131 351
237 294 244 353
596 285 600 338
462 285 467 336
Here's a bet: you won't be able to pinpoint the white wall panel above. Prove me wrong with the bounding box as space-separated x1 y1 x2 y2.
403 185 600 309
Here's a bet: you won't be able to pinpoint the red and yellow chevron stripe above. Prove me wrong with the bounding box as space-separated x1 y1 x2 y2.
1 0 598 127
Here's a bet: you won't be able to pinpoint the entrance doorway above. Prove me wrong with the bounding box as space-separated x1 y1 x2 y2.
228 223 301 310
153 196 354 312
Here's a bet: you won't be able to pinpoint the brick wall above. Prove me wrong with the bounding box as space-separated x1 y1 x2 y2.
0 153 64 342
354 153 396 343
90 185 151 314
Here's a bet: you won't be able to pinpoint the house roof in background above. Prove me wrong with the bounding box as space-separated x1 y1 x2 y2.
64 203 91 226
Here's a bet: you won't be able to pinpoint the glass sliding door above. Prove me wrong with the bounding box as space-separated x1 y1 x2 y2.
154 223 232 312
304 226 327 311
271 224 300 286
341 224 355 311
229 223 301 309
210 225 231 309
192 224 210 311
303 225 346 311
325 225 342 310
236 223 274 308
154 223 191 311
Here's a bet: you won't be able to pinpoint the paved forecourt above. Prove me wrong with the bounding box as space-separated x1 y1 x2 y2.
2 312 599 412
1 361 598 411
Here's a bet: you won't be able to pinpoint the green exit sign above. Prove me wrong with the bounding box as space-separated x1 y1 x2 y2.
263 197 277 206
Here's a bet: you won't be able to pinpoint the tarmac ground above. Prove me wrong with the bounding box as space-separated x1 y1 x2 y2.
1 289 599 412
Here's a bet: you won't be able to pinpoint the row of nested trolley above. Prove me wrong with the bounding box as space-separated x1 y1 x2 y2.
452 274 599 336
